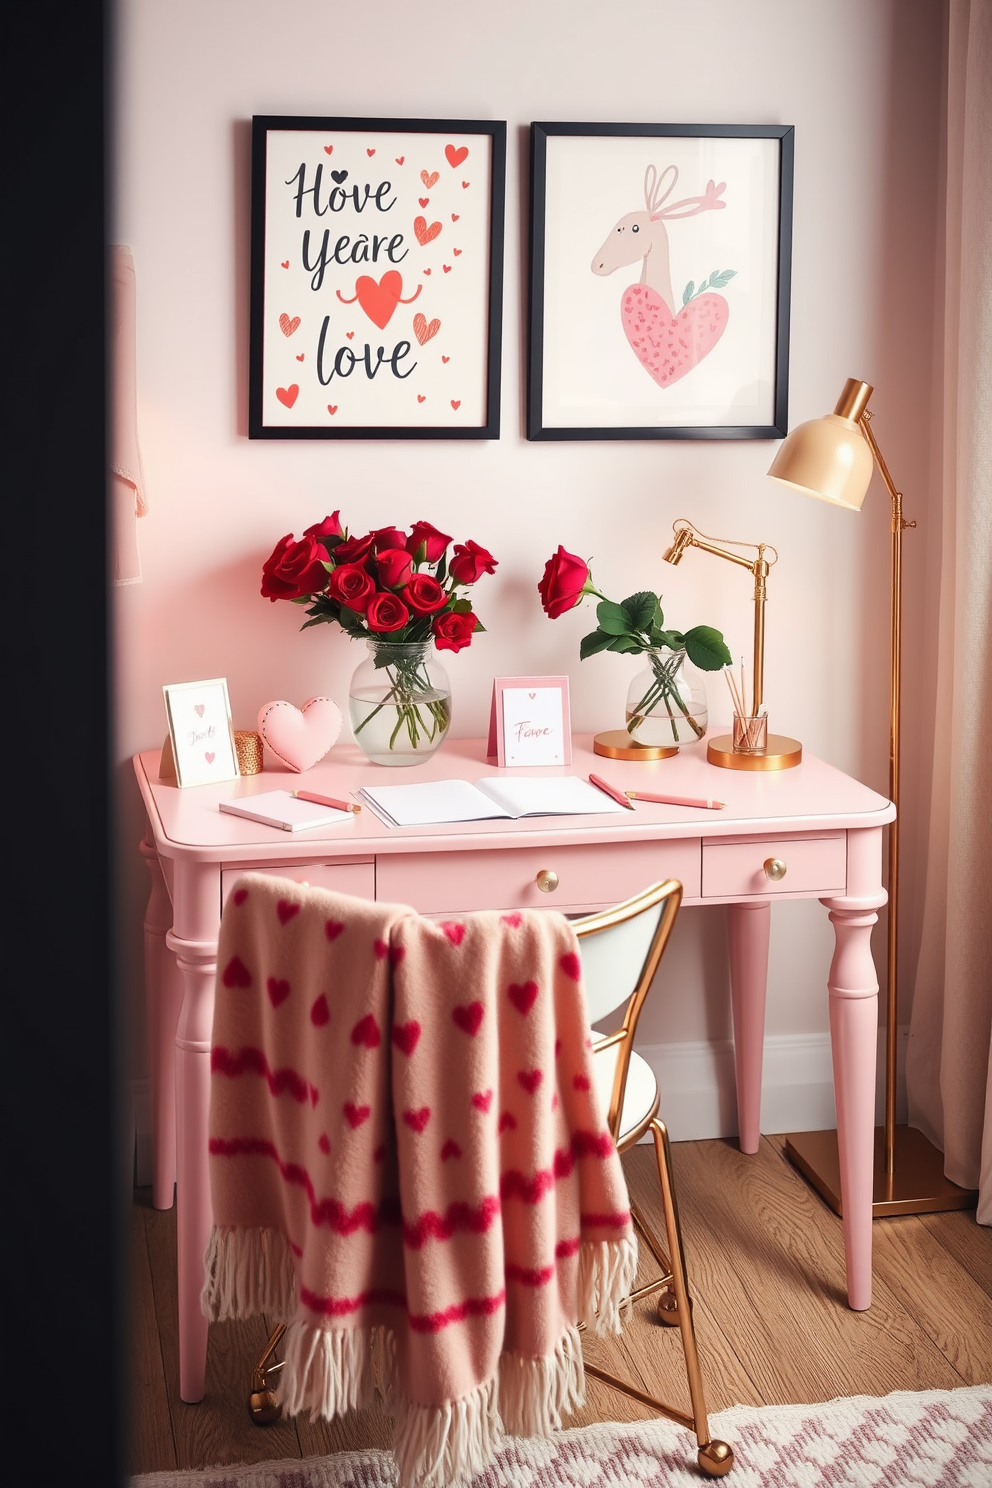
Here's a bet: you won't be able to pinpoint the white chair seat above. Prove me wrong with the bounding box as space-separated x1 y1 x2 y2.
591 1041 659 1146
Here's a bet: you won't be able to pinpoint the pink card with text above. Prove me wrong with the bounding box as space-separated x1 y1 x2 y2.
487 676 571 767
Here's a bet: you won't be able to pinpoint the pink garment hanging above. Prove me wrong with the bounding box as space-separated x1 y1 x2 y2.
110 245 147 585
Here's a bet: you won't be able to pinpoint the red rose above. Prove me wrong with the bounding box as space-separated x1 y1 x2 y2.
407 520 452 563
304 512 343 543
366 591 410 633
375 548 414 588
405 573 448 615
433 609 478 652
333 531 375 564
449 539 498 584
260 532 330 601
538 546 590 619
372 525 408 552
327 562 375 613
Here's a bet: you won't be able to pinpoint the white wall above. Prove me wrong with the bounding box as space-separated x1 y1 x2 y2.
112 0 945 1131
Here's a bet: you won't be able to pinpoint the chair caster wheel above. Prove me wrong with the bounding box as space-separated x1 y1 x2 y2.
698 1439 734 1477
248 1387 282 1425
657 1286 691 1325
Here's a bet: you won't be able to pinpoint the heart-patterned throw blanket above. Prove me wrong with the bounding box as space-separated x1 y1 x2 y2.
202 874 637 1488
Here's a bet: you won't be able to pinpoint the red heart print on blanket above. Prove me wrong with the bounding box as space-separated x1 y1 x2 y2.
471 1088 493 1113
559 951 582 982
310 994 330 1027
267 976 291 1008
222 955 251 989
452 1001 484 1036
508 979 539 1015
392 1020 421 1056
325 919 345 941
620 285 729 387
343 1102 371 1128
258 696 343 772
403 1106 431 1133
413 215 442 246
276 899 300 926
440 920 465 945
440 1139 462 1161
351 1014 381 1048
445 144 469 168
232 888 249 906
517 1068 543 1095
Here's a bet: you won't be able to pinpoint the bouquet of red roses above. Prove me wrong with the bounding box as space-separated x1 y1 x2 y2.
261 513 497 652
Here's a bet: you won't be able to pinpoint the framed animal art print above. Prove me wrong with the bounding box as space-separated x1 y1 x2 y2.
527 122 794 440
249 116 506 439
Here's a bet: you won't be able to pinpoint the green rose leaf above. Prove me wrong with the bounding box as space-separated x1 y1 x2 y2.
579 629 614 660
595 599 630 636
607 634 643 654
621 591 660 633
683 624 733 671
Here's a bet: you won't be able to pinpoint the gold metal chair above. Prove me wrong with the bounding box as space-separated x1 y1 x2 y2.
246 878 732 1476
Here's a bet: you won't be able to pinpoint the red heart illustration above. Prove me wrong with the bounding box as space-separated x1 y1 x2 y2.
204 751 215 764
327 405 338 415
276 384 298 408
421 169 439 187
233 887 249 906
441 355 450 363
417 394 426 403
451 213 460 222
346 330 354 339
508 980 538 1015
413 313 441 346
267 976 291 1008
310 993 330 1027
452 1001 484 1036
442 264 452 273
279 313 301 337
395 155 405 165
440 1138 462 1161
351 1013 381 1048
573 1073 591 1091
498 1111 517 1133
403 1106 430 1133
559 951 582 982
222 955 251 989
453 248 462 257
367 147 376 156
296 353 304 362
414 216 442 247
318 1133 331 1153
354 270 405 329
325 919 345 941
450 399 461 410
276 899 299 926
323 145 334 155
440 920 465 945
620 285 729 387
471 1088 493 1113
501 912 522 928
344 1101 371 1128
281 260 290 268
517 1068 543 1095
461 180 470 189
392 1020 421 1056
445 144 469 168
419 196 430 208
423 268 431 276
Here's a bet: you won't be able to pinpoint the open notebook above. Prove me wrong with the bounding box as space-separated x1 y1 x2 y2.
356 775 629 828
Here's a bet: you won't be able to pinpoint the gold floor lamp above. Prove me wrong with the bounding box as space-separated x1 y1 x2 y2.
767 377 978 1216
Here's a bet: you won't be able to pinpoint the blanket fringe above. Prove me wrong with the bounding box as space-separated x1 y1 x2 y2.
281 1319 377 1420
498 1323 586 1437
200 1225 297 1323
578 1235 639 1335
390 1369 503 1488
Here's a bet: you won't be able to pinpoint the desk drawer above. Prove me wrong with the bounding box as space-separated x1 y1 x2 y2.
376 839 700 916
701 834 846 899
221 860 375 908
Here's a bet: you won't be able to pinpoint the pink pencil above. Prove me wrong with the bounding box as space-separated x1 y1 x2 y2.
626 791 726 810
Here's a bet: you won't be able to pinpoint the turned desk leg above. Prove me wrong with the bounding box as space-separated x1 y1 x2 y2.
727 902 770 1156
822 898 880 1311
167 930 217 1404
142 840 183 1210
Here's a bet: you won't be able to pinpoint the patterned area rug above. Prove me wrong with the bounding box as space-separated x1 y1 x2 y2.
131 1386 992 1487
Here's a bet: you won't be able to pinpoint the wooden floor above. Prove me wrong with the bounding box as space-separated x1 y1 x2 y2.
128 1135 992 1477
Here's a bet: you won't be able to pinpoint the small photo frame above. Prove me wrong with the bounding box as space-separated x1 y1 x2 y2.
162 678 240 788
487 676 572 767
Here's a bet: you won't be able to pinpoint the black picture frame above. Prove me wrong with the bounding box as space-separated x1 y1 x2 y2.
527 122 794 441
249 116 506 439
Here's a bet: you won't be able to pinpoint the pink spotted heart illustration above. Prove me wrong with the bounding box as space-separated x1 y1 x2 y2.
471 1088 493 1113
620 284 729 387
508 979 538 1015
452 1001 484 1036
267 976 291 1008
403 1106 431 1134
351 1013 381 1048
517 1068 543 1095
392 1020 421 1056
343 1102 371 1128
258 696 342 772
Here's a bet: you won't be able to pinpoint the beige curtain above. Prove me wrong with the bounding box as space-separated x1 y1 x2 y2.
906 0 992 1224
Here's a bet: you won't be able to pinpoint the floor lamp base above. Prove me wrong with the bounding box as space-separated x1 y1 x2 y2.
784 1125 979 1218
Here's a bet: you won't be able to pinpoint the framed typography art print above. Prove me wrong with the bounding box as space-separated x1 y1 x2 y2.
527 123 794 441
249 116 506 439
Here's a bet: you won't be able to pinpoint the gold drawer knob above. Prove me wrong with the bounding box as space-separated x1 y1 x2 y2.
536 869 560 893
763 858 787 882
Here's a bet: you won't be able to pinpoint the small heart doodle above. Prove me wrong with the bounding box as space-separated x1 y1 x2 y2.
323 144 334 155
279 313 300 336
330 168 348 184
445 144 469 168
413 215 442 247
276 385 298 407
420 169 439 187
412 312 441 345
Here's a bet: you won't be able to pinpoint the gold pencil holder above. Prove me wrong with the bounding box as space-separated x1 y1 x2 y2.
234 730 264 775
732 713 768 756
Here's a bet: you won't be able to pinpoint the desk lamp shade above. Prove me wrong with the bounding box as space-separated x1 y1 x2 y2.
767 379 875 509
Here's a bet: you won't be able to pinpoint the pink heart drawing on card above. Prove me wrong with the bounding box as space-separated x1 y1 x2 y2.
257 696 342 772
194 703 205 717
620 285 729 387
204 751 215 764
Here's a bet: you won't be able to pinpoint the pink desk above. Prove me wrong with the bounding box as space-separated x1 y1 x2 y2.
134 732 894 1403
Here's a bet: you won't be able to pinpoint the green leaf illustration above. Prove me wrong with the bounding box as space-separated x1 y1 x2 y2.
682 280 695 306
709 269 737 288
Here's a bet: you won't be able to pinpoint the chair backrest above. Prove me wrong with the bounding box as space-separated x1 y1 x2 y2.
571 879 682 1138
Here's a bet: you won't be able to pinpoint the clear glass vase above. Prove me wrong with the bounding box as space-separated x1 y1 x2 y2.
348 639 451 766
624 646 708 749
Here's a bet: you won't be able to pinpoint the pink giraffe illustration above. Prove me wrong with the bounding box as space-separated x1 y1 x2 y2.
591 165 736 388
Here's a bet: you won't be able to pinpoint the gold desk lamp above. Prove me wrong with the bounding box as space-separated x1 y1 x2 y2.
767 376 977 1217
662 520 802 770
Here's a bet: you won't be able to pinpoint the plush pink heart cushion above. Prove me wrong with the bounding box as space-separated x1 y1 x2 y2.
257 696 343 772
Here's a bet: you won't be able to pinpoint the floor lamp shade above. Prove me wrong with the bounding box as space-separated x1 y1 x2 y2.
767 382 875 510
